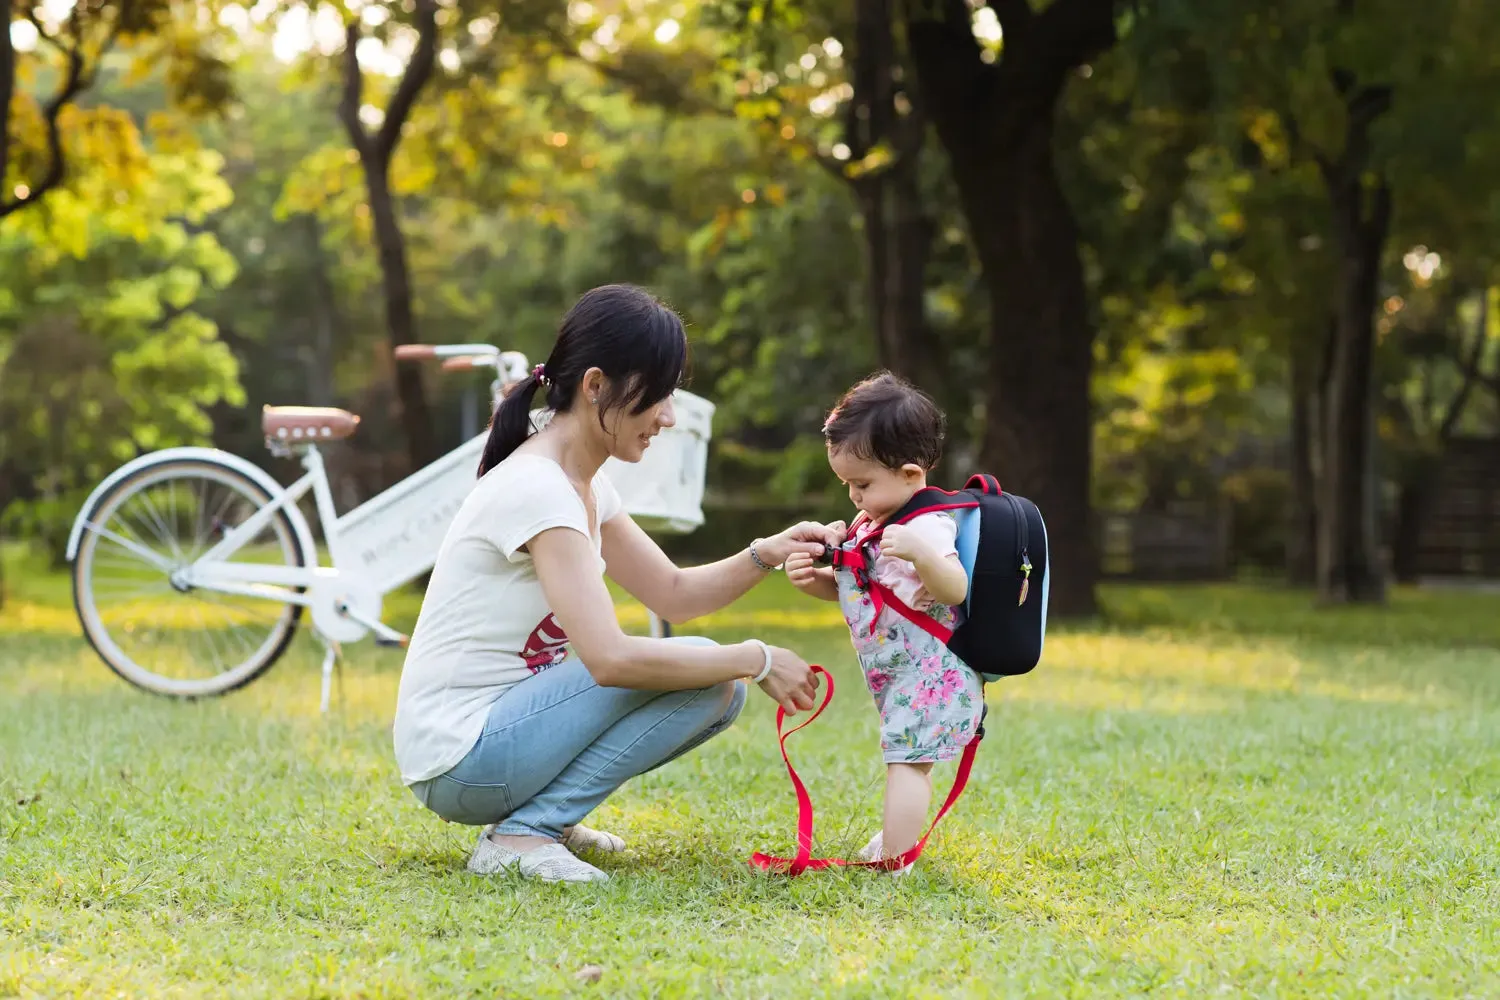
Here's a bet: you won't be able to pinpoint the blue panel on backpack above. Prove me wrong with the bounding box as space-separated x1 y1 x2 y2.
1037 511 1050 656
953 507 980 615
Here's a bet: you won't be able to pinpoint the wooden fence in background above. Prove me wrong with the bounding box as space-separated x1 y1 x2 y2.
1416 436 1500 579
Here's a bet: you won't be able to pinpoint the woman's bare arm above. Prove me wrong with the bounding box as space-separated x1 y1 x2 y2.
528 525 819 711
600 512 844 623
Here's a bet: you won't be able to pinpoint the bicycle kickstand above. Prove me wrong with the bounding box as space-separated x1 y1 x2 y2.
314 630 344 715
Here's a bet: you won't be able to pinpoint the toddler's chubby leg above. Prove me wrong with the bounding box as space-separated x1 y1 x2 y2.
882 761 935 860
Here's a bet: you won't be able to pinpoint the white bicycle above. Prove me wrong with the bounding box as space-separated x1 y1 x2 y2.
64 342 716 711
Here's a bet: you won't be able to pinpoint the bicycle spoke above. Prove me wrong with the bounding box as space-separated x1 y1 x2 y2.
82 521 175 573
135 488 183 562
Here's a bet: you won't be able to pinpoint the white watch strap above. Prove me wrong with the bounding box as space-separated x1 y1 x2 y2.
748 639 773 683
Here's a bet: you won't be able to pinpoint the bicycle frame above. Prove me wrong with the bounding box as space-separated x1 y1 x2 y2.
76 389 715 627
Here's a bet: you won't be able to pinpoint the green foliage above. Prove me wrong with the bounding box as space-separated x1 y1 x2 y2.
0 145 243 558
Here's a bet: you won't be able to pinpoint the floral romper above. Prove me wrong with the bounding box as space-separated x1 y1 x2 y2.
833 513 986 764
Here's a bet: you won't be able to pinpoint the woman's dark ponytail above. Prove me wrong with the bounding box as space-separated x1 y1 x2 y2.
478 374 543 477
474 283 688 478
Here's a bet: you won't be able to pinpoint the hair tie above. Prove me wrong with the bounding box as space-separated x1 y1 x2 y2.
532 363 550 386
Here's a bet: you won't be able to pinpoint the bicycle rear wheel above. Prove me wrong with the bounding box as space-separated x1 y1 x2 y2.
72 458 308 698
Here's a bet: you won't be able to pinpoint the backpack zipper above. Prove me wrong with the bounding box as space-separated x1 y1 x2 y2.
1001 492 1032 605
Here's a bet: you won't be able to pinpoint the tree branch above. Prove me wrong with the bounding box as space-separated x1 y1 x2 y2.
338 20 372 161
1 0 15 202
0 15 86 219
375 0 439 161
990 0 1035 41
1438 290 1490 442
902 0 997 128
1028 0 1118 98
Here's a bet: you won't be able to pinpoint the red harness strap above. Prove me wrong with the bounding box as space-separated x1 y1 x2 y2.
828 543 956 646
748 666 983 876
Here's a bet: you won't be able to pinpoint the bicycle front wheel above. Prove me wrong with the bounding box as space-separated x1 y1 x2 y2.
72 458 309 698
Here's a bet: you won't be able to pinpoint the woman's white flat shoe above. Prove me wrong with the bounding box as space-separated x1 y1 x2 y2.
466 836 609 883
562 824 626 854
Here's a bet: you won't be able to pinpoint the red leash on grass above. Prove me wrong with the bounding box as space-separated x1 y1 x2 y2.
748 665 982 876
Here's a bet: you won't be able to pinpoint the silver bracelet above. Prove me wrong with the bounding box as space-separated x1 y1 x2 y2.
749 539 781 572
747 639 774 683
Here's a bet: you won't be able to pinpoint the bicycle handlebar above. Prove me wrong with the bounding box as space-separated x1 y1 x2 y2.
394 343 501 362
441 356 487 371
394 343 529 386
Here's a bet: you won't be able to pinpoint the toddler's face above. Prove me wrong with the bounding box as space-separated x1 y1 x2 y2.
828 447 925 522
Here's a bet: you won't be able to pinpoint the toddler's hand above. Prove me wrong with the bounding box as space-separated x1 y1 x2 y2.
785 551 826 592
876 523 928 565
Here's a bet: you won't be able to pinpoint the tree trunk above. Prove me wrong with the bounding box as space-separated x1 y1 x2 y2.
855 165 937 390
1310 75 1392 605
1317 166 1390 604
363 167 436 469
975 124 1099 617
904 0 1117 617
884 160 937 387
339 3 440 473
1286 339 1322 584
842 0 937 393
300 214 340 407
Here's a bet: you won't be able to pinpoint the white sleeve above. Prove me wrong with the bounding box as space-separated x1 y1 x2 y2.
593 469 625 524
476 459 591 562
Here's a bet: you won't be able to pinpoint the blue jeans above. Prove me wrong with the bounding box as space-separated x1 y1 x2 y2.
408 636 747 840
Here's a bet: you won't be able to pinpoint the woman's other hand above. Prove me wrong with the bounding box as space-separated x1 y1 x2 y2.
753 644 820 714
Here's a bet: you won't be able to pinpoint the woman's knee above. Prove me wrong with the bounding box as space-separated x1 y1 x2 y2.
718 678 747 725
408 773 514 827
658 635 740 715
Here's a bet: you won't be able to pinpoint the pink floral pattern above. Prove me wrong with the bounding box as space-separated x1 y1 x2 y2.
835 530 985 764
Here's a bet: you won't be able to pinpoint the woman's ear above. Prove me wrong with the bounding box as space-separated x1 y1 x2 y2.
581 366 605 405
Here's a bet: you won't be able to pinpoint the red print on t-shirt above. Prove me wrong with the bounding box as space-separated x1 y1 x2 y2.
521 613 570 673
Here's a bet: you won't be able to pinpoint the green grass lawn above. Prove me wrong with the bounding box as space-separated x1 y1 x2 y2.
2 546 1498 997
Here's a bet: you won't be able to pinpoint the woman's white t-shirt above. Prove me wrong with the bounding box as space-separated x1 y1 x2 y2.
392 452 623 785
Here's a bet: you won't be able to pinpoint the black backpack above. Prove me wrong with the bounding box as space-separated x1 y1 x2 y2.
822 474 1050 683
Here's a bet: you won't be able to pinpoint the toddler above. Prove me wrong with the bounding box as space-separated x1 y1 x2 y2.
785 372 985 875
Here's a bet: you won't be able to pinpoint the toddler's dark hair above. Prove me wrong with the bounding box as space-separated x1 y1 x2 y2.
822 372 946 472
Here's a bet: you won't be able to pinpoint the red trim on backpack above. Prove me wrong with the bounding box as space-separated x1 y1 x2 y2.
886 501 977 528
964 473 1002 494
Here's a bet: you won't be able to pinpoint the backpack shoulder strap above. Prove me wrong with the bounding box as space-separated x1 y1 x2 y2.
887 486 979 527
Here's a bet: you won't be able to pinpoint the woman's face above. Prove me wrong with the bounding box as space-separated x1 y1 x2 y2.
583 371 677 463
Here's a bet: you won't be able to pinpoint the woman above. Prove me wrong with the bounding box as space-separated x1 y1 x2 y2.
393 284 842 884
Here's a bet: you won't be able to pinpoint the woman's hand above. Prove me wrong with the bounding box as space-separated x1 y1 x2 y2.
757 520 848 569
753 643 820 714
